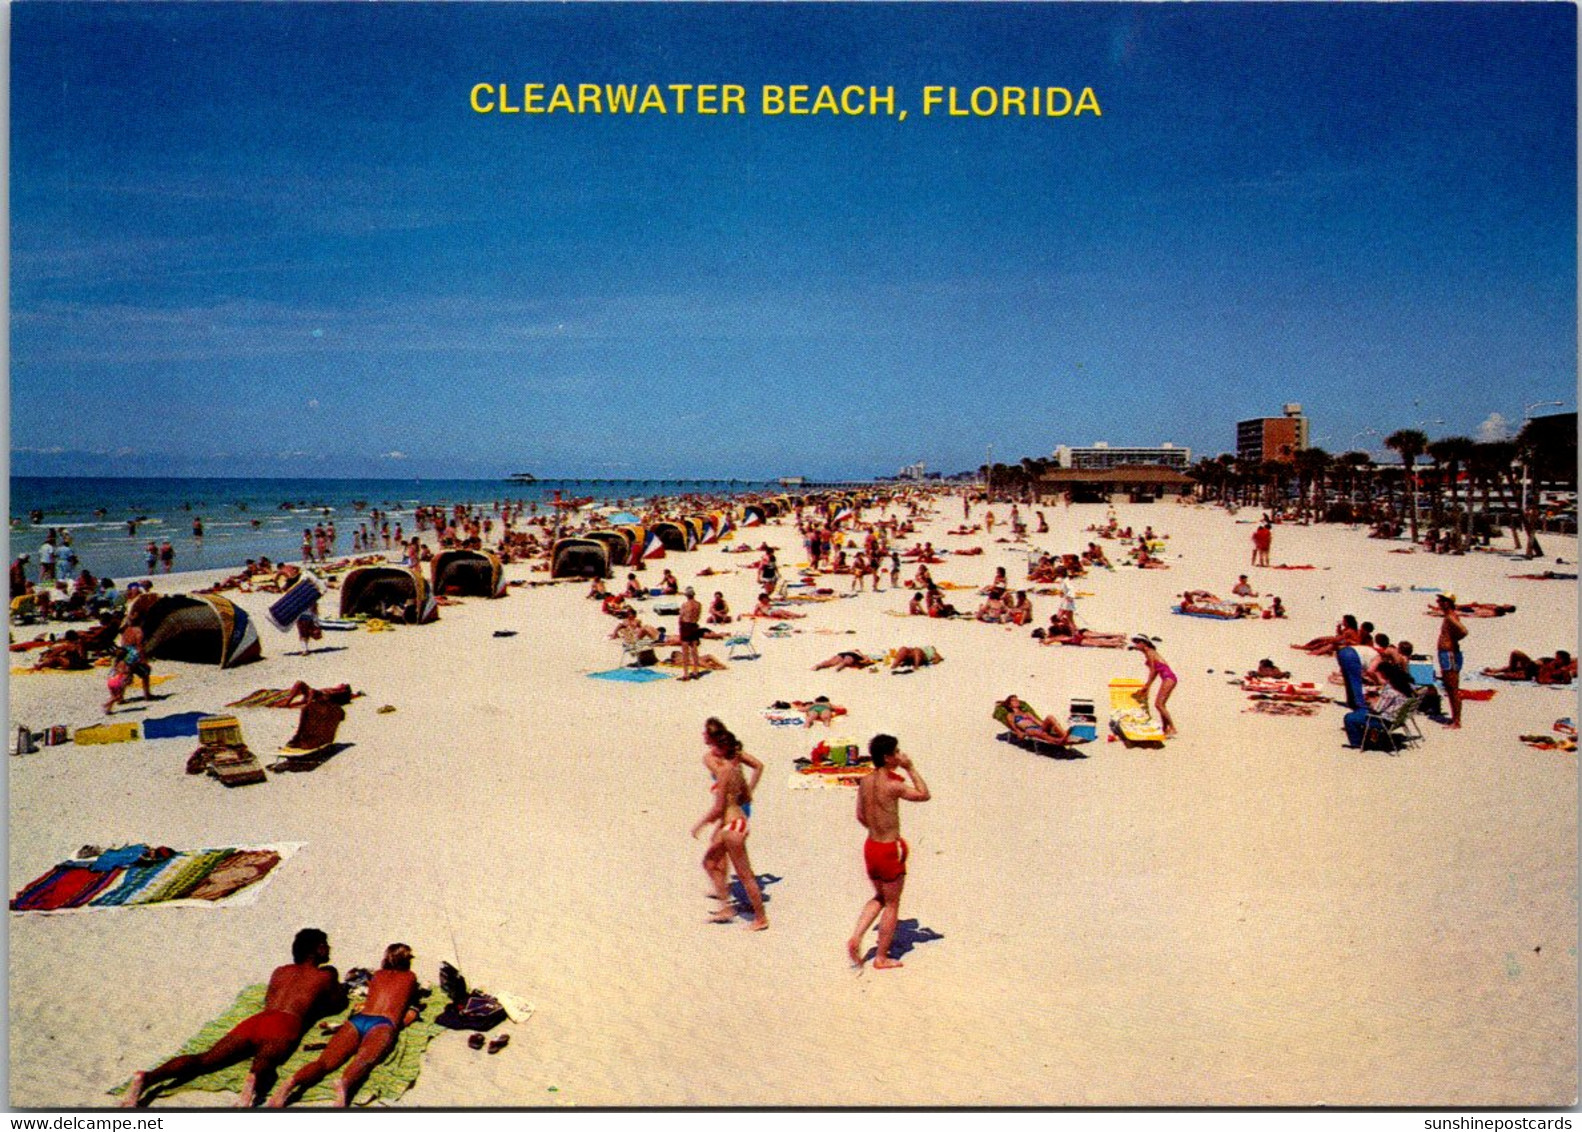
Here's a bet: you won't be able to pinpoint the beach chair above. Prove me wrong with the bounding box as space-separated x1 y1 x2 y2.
724 620 759 661
1360 689 1427 754
617 636 659 669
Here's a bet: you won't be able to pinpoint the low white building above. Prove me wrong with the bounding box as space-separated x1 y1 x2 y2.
1053 442 1190 470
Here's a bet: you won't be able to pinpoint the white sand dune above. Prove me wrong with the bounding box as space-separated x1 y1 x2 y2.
8 500 1576 1107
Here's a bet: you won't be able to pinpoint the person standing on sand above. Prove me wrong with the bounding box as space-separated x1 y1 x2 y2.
1131 636 1179 737
1435 593 1468 729
122 929 343 1108
1252 522 1272 568
848 735 930 970
268 943 419 1108
692 725 768 931
677 586 703 680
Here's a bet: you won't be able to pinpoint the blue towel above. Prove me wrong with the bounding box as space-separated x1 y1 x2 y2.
1409 662 1435 687
587 668 670 683
88 844 149 872
142 712 209 740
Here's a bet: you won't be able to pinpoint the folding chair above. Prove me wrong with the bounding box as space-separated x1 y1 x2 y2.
1361 688 1427 754
723 620 759 660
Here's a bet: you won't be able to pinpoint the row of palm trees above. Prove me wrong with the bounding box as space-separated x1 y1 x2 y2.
1186 415 1575 553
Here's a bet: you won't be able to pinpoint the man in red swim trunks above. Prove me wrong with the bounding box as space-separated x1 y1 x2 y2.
122 928 343 1107
848 734 931 970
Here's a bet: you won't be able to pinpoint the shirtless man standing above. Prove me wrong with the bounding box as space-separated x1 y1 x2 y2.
847 735 930 970
1435 593 1468 729
677 586 703 681
122 928 342 1108
268 943 420 1108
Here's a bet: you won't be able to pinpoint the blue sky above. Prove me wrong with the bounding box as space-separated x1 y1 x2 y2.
11 2 1576 480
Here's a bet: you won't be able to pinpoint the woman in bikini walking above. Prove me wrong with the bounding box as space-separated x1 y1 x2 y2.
692 720 768 931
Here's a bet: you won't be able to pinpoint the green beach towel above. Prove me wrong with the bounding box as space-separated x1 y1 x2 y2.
111 982 447 1107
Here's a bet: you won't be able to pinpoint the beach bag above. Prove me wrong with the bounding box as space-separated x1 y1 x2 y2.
436 961 507 1032
12 725 37 756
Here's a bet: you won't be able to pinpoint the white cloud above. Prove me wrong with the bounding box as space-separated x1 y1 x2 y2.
307 399 320 409
1476 412 1512 442
379 451 407 460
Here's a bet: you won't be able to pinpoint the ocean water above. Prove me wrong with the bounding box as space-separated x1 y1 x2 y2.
8 476 784 585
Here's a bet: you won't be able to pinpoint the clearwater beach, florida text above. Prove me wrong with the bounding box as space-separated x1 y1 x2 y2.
470 83 1102 120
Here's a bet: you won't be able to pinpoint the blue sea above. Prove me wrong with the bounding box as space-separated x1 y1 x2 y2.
9 476 786 584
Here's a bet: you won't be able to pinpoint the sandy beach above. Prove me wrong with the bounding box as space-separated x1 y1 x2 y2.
8 497 1577 1108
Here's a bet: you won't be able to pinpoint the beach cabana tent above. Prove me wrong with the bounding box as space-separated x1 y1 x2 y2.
551 537 611 579
431 549 504 598
650 521 689 552
137 594 262 668
614 524 648 567
682 517 705 549
741 505 766 528
584 530 634 569
339 565 439 624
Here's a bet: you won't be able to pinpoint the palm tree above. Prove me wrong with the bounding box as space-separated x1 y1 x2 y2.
1293 447 1332 520
1336 451 1375 512
1427 436 1477 542
1385 429 1428 542
1468 440 1517 546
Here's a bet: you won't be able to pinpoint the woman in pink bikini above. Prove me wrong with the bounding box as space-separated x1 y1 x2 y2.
1132 636 1179 737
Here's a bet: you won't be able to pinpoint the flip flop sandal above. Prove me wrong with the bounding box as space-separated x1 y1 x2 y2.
487 1034 510 1054
469 1033 486 1050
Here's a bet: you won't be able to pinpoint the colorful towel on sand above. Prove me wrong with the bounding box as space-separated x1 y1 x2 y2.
1246 700 1321 717
764 710 806 727
229 688 302 708
141 712 210 740
787 763 874 789
230 688 364 709
1108 678 1167 744
11 843 302 913
109 981 446 1107
1172 603 1249 620
587 667 670 683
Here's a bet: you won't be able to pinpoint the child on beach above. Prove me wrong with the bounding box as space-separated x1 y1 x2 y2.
1131 636 1178 737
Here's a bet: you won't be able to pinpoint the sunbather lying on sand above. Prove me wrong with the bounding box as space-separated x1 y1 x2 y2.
1427 601 1516 618
812 651 876 672
1482 650 1575 684
268 944 420 1108
890 646 941 672
32 630 91 670
793 696 848 726
998 694 1076 745
123 929 344 1108
741 595 806 620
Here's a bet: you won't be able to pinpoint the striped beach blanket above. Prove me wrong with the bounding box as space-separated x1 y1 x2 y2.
109 981 447 1106
11 843 302 913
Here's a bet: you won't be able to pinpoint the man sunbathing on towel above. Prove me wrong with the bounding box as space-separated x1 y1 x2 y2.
123 929 344 1108
268 943 419 1108
999 694 1074 745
